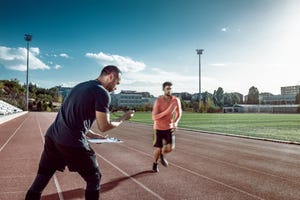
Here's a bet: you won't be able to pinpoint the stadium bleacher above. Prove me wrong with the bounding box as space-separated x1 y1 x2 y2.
0 100 23 115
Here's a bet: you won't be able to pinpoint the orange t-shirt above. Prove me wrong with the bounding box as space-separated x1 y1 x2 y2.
152 95 182 130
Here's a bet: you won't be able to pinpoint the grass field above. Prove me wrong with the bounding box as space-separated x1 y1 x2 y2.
129 112 300 143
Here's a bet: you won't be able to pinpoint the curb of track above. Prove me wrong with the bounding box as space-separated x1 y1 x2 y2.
128 121 300 146
0 111 28 125
2 114 298 146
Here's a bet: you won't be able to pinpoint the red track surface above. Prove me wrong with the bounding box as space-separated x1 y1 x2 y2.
1 112 300 200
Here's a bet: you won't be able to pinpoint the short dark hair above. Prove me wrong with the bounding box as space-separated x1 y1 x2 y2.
100 65 122 76
162 81 172 89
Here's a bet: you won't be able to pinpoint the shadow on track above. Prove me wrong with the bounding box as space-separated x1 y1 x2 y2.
41 170 154 199
42 188 84 200
101 170 154 193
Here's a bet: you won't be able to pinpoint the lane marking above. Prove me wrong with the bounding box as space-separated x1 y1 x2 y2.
124 124 300 185
53 175 64 200
0 114 29 152
37 115 64 200
194 152 300 185
120 144 265 200
95 152 165 200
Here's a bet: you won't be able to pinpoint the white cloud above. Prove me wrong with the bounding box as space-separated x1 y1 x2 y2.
85 52 146 72
60 81 77 88
0 46 50 71
54 64 62 69
84 51 218 96
210 63 227 67
60 53 69 58
221 27 229 32
30 47 40 55
117 67 201 96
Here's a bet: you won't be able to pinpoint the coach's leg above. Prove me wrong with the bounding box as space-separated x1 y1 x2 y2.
25 167 56 200
79 167 101 200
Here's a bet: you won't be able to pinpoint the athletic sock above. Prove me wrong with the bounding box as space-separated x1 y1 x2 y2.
25 190 41 200
85 189 100 200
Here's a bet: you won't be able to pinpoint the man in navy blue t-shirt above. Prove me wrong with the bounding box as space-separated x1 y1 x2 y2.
25 65 134 200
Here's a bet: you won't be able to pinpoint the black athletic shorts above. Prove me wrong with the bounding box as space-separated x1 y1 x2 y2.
39 136 99 173
153 129 175 148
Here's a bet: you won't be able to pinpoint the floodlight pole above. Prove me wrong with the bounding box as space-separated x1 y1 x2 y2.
24 34 32 111
196 49 204 102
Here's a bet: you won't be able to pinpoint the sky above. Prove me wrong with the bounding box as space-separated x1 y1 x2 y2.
1 0 300 97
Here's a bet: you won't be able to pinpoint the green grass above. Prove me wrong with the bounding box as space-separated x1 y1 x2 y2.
129 112 300 143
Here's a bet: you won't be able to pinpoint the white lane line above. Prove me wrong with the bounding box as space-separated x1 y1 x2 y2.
37 115 64 200
0 115 29 152
95 152 165 200
176 131 300 185
53 175 64 200
120 144 265 200
195 152 300 185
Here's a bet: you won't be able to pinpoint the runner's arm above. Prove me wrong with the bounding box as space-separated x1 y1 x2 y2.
152 100 176 120
172 98 183 129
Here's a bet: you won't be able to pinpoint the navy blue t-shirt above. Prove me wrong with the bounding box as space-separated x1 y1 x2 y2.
46 80 110 148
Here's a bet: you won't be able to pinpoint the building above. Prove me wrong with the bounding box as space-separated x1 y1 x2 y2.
281 85 300 96
223 104 299 113
111 90 156 109
260 85 300 105
261 94 296 105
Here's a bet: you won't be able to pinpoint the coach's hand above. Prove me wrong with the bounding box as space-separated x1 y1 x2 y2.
122 110 135 121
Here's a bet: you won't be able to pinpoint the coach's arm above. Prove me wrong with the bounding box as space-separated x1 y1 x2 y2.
95 110 135 132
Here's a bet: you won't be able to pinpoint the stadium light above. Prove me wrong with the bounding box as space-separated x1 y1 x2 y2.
24 34 32 111
196 49 204 102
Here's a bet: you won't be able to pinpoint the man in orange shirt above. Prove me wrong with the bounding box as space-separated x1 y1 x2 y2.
152 81 182 172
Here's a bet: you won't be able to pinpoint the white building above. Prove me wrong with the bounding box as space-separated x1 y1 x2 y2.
111 90 156 109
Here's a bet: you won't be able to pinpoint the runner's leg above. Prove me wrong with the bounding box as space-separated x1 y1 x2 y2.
154 147 162 163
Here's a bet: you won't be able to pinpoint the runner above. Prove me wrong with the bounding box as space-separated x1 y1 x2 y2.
152 81 182 172
25 65 134 200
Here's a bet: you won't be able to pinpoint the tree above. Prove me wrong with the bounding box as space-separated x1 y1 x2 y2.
232 92 243 104
247 86 259 104
0 79 26 109
213 87 224 107
143 102 152 112
224 93 233 106
0 82 4 96
179 98 187 111
223 93 242 106
48 87 60 102
29 83 37 99
296 93 300 104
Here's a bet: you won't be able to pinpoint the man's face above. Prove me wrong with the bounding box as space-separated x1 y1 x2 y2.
106 72 121 92
163 85 172 96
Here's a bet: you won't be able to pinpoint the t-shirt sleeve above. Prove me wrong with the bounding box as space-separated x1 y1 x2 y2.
94 87 111 113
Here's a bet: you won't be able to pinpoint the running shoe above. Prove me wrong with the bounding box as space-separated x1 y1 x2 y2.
152 163 159 172
160 154 168 167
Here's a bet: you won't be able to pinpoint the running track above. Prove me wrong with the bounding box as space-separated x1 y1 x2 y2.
0 112 300 200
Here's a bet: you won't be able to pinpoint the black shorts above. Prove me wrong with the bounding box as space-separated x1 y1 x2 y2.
153 129 175 148
39 136 99 173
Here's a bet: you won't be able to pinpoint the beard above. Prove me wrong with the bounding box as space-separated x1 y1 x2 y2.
106 82 115 92
165 92 172 96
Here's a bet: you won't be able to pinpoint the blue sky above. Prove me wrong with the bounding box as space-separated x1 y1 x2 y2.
1 0 300 96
